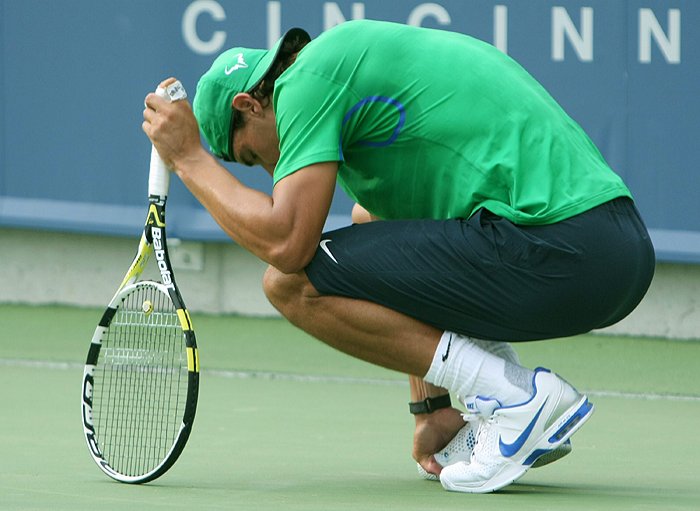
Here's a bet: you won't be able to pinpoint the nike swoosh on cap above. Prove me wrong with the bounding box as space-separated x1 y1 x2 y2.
319 239 338 264
498 398 548 458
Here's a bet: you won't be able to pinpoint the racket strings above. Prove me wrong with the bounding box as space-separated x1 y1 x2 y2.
92 284 187 477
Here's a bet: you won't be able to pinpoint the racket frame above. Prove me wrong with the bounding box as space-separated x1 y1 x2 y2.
81 197 199 484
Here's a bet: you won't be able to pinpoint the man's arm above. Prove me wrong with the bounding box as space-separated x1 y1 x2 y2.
143 80 337 274
174 151 337 274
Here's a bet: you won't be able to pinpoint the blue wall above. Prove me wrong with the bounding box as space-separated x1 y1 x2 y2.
1 1 698 261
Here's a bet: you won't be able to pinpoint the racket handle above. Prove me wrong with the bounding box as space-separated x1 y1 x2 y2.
148 82 188 197
149 147 170 198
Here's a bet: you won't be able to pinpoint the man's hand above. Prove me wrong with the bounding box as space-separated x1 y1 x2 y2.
413 407 465 477
142 77 204 170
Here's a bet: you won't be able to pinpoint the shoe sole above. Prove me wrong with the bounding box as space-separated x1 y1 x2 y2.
530 437 572 468
441 395 594 493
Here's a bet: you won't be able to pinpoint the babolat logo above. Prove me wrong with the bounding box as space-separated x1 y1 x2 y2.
151 227 175 290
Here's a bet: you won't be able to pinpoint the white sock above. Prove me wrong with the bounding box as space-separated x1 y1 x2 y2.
471 338 520 365
424 332 533 406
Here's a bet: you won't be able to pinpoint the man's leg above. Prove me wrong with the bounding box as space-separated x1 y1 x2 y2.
262 266 535 472
263 265 439 376
262 266 594 494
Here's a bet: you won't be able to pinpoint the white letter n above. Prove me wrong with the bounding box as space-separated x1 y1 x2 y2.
639 8 681 64
552 7 593 62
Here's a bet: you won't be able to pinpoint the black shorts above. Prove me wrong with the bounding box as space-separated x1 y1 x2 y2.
304 198 655 342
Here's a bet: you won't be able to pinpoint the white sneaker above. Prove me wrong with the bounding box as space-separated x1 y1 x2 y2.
439 368 594 493
417 425 572 481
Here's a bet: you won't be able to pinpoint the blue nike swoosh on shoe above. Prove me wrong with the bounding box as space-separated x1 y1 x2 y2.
498 398 548 458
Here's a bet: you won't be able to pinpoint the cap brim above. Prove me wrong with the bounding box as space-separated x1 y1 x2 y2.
243 28 311 94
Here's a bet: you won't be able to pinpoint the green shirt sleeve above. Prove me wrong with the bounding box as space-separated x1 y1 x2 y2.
273 70 354 185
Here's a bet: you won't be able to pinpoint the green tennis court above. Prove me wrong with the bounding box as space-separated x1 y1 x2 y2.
1 303 698 510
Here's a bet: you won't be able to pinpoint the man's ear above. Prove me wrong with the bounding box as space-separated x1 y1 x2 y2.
232 93 261 115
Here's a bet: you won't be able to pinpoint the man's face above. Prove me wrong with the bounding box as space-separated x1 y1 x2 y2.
232 101 280 176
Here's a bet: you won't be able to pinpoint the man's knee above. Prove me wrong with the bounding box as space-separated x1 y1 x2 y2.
262 265 317 316
351 203 380 224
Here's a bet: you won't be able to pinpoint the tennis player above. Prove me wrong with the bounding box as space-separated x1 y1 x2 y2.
142 20 655 493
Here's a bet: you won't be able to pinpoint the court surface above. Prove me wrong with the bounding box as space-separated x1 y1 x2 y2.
1 303 698 511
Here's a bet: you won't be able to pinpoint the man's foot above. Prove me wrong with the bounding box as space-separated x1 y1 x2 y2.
439 368 594 493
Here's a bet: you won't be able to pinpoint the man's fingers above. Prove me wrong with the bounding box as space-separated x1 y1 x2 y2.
144 92 167 111
142 104 154 121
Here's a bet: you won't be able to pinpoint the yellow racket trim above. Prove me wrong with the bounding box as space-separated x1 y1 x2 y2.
186 347 199 372
177 308 193 331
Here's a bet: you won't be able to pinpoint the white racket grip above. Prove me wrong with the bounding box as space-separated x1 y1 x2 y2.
149 144 171 198
148 86 172 197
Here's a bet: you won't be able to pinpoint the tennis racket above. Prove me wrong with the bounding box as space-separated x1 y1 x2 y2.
81 81 199 484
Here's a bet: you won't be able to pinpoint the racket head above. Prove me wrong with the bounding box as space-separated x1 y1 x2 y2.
81 280 199 483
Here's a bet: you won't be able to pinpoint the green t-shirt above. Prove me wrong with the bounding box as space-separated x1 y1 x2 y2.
272 20 631 224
